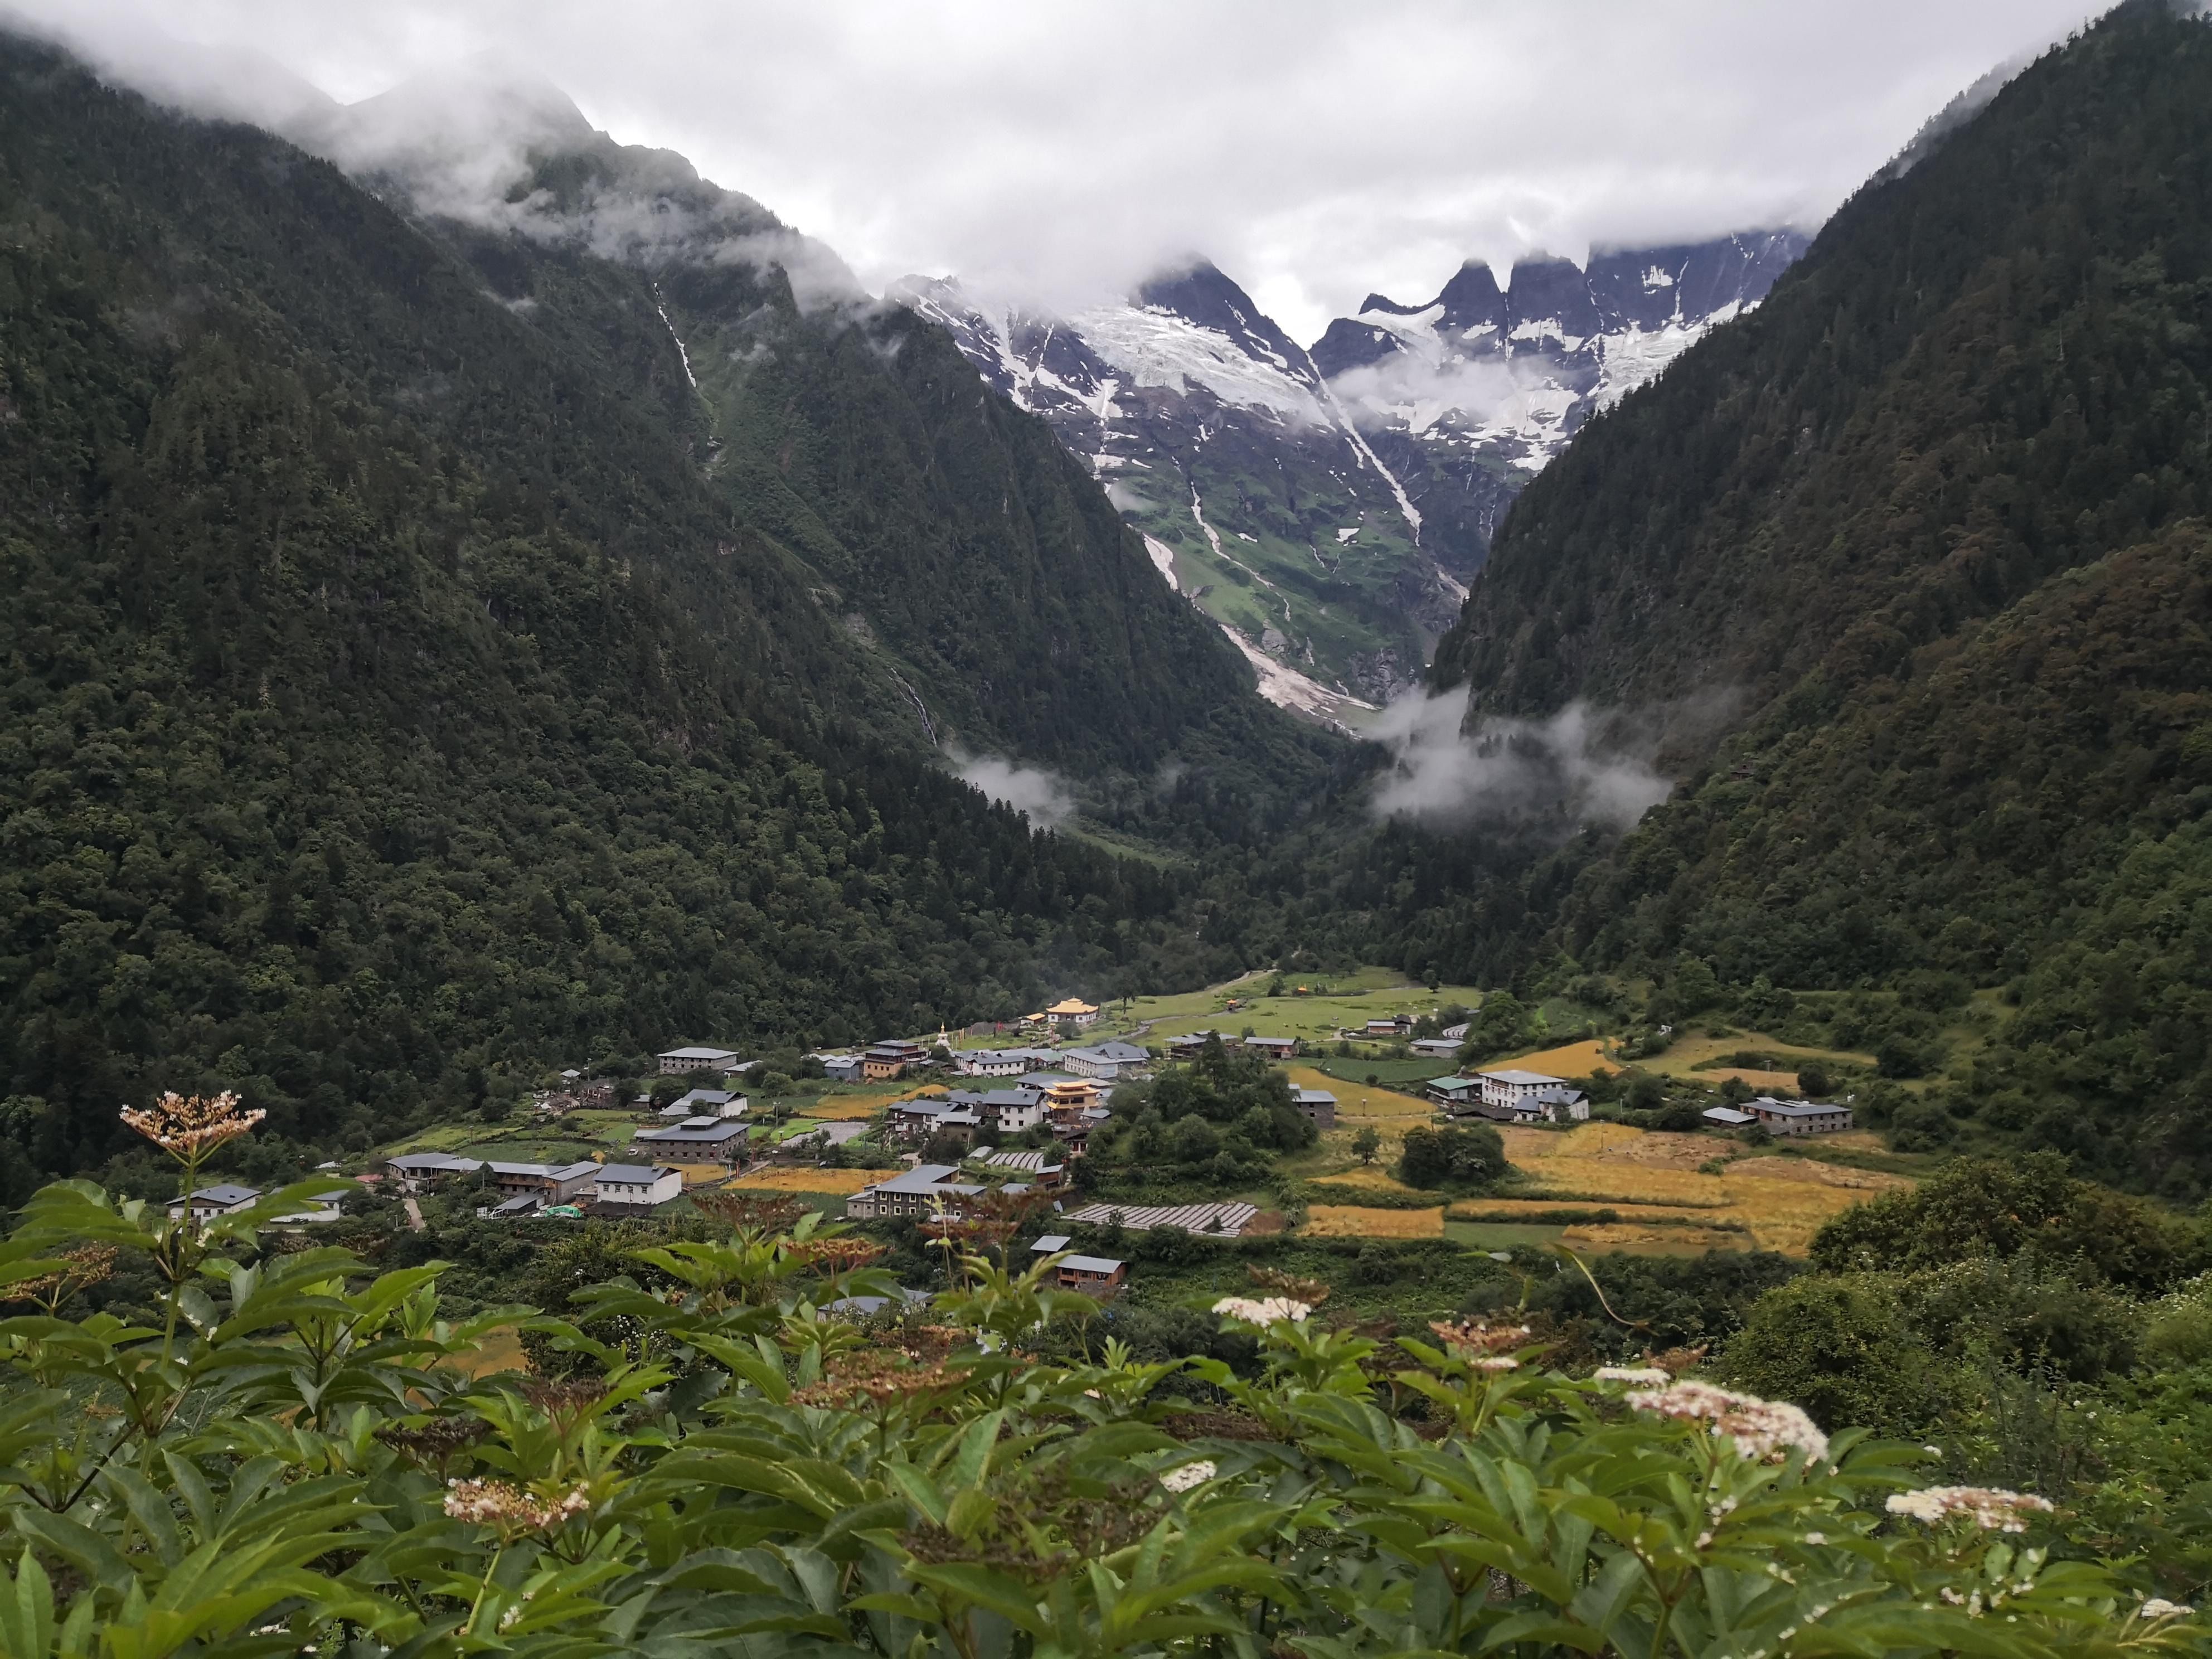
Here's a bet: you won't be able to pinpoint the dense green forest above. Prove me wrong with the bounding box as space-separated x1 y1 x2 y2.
14 2 2212 1197
0 36 1331 1184
1279 1 2212 1190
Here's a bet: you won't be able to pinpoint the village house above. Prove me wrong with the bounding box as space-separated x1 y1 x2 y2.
862 1039 930 1081
591 1164 683 1210
168 1183 261 1223
1425 1075 1483 1111
935 1108 986 1148
266 1191 346 1227
658 1046 742 1075
573 1081 617 1109
1362 1015 1413 1038
661 1088 748 1119
1053 1255 1129 1298
1747 1097 1854 1135
955 1047 1060 1078
974 1086 1047 1134
1058 1041 1149 1081
845 1164 986 1221
630 1117 751 1165
1243 1035 1299 1061
487 1161 603 1204
888 1097 953 1139
1166 1031 1239 1058
1702 1105 1758 1129
1030 1234 1072 1255
1531 1085 1590 1122
1409 1037 1464 1060
1292 1088 1338 1129
1478 1069 1568 1114
1044 998 1102 1029
385 1152 485 1190
812 1052 865 1082
1047 1104 1112 1156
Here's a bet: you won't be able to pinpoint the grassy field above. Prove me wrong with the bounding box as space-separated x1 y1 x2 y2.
1079 971 1490 1049
1636 1030 1874 1088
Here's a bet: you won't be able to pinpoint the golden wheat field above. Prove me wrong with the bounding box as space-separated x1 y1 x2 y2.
1497 1123 1908 1254
1559 1222 1749 1253
1639 1032 1873 1084
1693 1068 1804 1092
726 1166 883 1194
1286 1066 1432 1124
1490 1039 1621 1078
1303 1204 1445 1239
1309 1164 1433 1196
1446 1196 1724 1224
794 1097 884 1120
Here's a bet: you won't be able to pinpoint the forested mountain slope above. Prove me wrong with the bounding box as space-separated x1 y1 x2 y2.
1413 1 2212 1191
0 37 1292 1186
298 71 1304 783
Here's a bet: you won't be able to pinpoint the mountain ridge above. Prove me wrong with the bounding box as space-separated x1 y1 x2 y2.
0 31 1313 1183
898 234 1804 715
1398 0 2212 1191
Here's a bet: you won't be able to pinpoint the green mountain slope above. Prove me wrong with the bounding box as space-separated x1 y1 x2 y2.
1404 1 2212 1190
0 38 1279 1183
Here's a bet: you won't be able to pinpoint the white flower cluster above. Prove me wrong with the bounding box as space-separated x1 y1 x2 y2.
1625 1379 1830 1466
1593 1366 1671 1385
1211 1296 1311 1324
2142 1599 2195 1621
1884 1486 2054 1532
1158 1460 1216 1493
444 1477 592 1532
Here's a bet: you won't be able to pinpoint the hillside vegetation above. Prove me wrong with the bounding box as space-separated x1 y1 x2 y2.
1354 2 2212 1191
0 37 1312 1184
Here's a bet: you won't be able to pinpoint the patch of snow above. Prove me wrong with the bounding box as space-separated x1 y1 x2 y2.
1642 265 1676 290
653 288 698 389
1188 482 1226 560
1221 625 1377 730
1336 527 1360 544
1072 303 1327 424
1142 534 1180 591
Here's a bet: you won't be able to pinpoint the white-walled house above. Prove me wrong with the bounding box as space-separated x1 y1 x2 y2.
662 1088 749 1118
658 1046 741 1075
168 1183 260 1222
1477 1070 1566 1113
1747 1097 1854 1135
593 1165 683 1207
1059 1042 1148 1081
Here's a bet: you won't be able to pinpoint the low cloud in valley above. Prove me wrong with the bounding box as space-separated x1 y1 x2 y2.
954 755 1076 827
1368 688 1672 831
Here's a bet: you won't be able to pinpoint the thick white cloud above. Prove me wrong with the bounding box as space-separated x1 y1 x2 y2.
13 0 2094 342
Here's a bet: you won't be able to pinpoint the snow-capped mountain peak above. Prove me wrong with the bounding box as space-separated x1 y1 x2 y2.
894 231 1806 723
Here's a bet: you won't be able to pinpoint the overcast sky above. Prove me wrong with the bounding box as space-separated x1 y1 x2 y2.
20 0 2098 342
